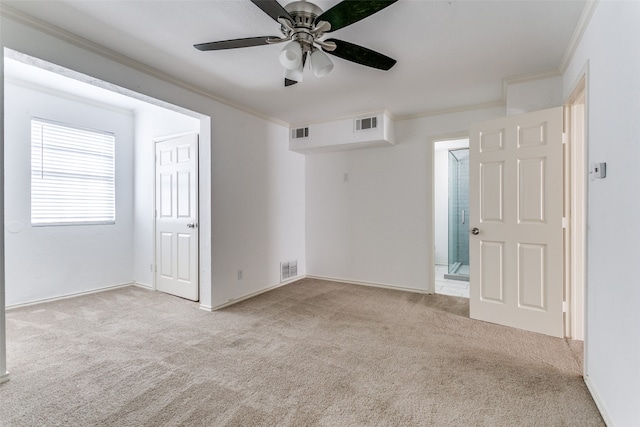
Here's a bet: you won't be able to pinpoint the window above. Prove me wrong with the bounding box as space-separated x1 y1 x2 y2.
31 118 115 225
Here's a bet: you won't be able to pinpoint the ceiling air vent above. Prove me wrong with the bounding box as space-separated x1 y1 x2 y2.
291 127 309 139
355 116 378 132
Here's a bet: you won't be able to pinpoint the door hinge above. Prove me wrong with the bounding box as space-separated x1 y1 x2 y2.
562 132 568 144
563 301 568 313
562 217 568 229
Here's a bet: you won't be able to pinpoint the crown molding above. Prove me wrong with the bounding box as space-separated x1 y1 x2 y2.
292 101 507 126
501 69 563 102
559 0 599 73
395 100 505 122
0 4 288 127
502 70 563 87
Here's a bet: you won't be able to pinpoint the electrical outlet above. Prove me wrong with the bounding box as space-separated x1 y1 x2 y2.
237 270 243 280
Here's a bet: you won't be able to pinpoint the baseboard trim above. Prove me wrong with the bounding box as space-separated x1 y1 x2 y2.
5 282 136 310
305 275 431 295
209 277 304 311
0 371 10 384
199 304 213 312
584 374 613 426
131 282 153 290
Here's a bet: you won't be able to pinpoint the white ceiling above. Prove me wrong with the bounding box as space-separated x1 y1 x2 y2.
3 0 587 124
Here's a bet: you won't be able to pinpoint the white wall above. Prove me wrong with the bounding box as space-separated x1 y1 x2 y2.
562 2 640 425
306 107 504 291
4 81 135 306
210 113 306 306
506 75 563 115
133 106 200 287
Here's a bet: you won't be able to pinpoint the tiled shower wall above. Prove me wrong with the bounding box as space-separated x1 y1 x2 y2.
448 150 469 266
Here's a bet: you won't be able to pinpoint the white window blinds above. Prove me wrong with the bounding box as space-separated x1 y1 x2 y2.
31 118 115 225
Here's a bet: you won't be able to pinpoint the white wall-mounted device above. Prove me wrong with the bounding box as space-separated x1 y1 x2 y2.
590 162 606 180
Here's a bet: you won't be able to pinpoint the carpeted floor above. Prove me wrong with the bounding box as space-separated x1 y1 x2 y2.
1 278 603 426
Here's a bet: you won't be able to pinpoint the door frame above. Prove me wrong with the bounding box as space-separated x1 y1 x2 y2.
564 73 588 342
429 132 469 294
152 132 200 296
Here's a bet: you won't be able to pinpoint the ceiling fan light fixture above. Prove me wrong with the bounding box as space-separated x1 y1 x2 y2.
284 61 304 82
310 49 334 78
279 41 303 70
195 0 399 87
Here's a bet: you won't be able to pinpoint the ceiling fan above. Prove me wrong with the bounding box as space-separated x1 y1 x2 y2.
194 0 398 86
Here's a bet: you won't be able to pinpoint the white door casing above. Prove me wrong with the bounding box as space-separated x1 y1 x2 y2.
566 77 586 341
469 107 564 337
155 134 199 301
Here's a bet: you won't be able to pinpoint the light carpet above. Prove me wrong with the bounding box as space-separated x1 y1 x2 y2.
1 278 603 426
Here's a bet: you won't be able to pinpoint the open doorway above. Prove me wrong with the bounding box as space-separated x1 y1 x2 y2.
3 49 207 308
434 138 470 298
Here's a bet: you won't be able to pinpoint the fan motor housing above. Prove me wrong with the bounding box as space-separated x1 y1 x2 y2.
283 1 324 50
285 1 322 28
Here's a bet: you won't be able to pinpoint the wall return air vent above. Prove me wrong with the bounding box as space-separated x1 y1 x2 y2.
291 127 309 139
355 116 378 131
281 260 298 282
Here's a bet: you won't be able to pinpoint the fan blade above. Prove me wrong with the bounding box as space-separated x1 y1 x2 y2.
316 1 398 33
194 36 279 51
324 38 396 70
250 0 294 24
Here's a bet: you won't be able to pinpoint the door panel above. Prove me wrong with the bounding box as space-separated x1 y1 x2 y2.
160 174 173 217
155 134 199 301
480 162 504 222
517 243 545 309
480 129 505 152
480 241 504 302
177 233 192 281
177 170 191 218
518 158 546 223
470 107 563 337
160 232 173 277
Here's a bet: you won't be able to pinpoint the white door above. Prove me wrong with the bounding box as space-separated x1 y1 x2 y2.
469 107 564 337
155 134 199 301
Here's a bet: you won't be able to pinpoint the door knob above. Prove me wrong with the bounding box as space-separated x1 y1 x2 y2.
187 223 197 229
471 227 480 235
